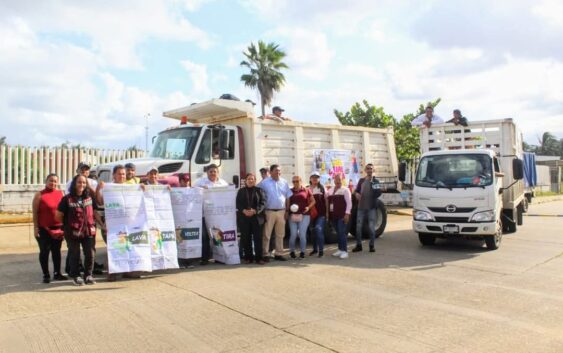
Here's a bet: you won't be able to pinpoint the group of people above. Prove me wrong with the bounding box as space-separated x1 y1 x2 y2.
32 160 384 286
411 106 469 128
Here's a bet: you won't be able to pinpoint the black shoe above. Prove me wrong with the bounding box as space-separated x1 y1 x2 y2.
299 252 305 259
94 262 104 270
352 245 363 252
93 268 104 275
42 274 50 284
318 251 324 258
290 251 296 259
53 273 67 281
309 250 318 256
369 246 376 253
274 255 287 261
262 256 270 263
200 259 209 266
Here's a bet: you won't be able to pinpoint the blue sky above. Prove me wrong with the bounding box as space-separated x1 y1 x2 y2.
1 0 562 150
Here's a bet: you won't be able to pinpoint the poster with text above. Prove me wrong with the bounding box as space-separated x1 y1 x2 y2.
203 187 240 265
103 184 152 274
143 185 179 270
171 187 203 259
312 149 361 189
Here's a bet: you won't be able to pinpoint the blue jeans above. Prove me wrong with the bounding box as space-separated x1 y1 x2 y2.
331 218 347 252
311 216 326 252
355 208 377 247
289 215 310 253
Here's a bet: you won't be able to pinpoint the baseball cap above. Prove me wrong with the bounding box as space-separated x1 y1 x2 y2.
148 167 158 174
310 171 320 177
272 106 284 112
124 162 136 169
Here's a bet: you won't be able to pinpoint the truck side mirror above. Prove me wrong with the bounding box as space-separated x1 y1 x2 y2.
219 129 230 150
512 158 524 180
398 162 407 182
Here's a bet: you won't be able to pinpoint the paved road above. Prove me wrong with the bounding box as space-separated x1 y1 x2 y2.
1 202 562 353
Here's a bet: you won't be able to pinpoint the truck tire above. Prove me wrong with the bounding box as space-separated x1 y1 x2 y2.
350 199 388 240
485 222 502 250
517 203 524 226
323 222 338 244
418 233 436 246
502 209 517 233
522 198 529 213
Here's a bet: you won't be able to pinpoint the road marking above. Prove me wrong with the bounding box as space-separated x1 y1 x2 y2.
524 214 562 217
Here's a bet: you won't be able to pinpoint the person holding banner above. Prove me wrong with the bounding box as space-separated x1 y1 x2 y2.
327 173 352 259
56 175 101 286
287 176 315 259
195 164 228 264
308 172 327 257
258 164 290 262
32 173 66 283
236 173 266 264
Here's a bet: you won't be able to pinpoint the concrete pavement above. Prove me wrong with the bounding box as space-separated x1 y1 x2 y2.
1 201 563 352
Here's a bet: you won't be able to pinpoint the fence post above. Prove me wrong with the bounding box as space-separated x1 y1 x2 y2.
26 147 32 184
0 144 5 184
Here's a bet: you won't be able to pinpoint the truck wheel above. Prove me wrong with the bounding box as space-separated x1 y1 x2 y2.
517 203 524 226
502 209 517 233
418 233 436 246
323 222 338 244
522 198 529 213
485 222 502 250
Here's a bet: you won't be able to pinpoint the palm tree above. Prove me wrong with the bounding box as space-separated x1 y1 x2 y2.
537 132 559 156
240 41 288 118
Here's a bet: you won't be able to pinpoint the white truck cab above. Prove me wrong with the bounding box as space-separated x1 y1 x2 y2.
409 119 525 250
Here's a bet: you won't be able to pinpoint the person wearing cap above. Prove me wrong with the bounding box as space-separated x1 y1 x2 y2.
66 162 98 194
447 109 469 127
144 168 160 185
259 167 269 181
411 106 444 128
307 171 327 257
124 163 140 184
265 106 291 122
194 164 229 265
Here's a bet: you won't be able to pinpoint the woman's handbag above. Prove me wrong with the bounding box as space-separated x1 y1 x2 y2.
46 227 64 240
309 205 318 220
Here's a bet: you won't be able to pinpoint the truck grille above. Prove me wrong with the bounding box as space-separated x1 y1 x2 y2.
428 207 476 213
158 162 183 173
434 217 469 223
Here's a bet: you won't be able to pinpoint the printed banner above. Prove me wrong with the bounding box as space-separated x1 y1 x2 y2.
312 149 361 188
171 188 203 259
143 185 179 270
203 187 240 265
103 184 152 274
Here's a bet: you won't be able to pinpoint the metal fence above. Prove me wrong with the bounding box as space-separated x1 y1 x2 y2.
0 145 145 185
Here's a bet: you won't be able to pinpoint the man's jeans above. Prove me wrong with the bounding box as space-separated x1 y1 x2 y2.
355 208 377 248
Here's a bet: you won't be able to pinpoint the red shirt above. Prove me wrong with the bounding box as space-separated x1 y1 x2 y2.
38 188 64 228
289 187 312 215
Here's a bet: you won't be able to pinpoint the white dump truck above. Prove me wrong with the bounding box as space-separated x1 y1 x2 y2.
405 118 525 250
95 98 402 240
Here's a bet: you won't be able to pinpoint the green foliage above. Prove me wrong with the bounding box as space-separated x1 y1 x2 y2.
127 145 142 152
334 98 441 162
240 40 288 117
524 132 563 157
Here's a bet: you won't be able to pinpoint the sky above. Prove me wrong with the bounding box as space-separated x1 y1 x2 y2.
1 0 562 150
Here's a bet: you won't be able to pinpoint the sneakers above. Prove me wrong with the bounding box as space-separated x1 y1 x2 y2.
309 250 318 256
369 246 376 253
332 250 343 257
73 277 85 286
339 252 349 259
290 251 296 259
85 276 96 285
53 273 67 281
318 251 324 258
352 245 363 252
42 274 51 284
299 252 305 259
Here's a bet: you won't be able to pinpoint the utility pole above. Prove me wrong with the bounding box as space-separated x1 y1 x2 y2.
145 113 151 154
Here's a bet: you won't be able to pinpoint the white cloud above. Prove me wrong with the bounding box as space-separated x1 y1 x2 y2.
181 60 211 97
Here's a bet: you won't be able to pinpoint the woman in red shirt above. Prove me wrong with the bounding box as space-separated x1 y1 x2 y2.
286 176 315 259
32 174 66 283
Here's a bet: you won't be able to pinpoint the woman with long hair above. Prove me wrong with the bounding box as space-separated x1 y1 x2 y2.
287 176 315 259
32 173 66 283
307 172 326 257
56 174 99 286
236 173 266 264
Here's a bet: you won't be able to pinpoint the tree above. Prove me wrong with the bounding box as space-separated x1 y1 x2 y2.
334 100 395 128
536 132 560 156
240 41 288 118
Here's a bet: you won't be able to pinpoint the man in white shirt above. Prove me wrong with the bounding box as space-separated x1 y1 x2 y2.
194 164 228 264
411 106 444 128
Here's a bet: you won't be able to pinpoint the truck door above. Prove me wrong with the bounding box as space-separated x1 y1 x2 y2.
193 127 239 187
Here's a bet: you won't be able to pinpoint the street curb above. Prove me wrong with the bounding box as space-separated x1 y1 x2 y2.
0 216 32 225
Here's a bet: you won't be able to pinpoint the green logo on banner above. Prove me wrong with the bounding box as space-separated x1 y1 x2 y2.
128 231 149 245
181 228 199 240
161 231 175 242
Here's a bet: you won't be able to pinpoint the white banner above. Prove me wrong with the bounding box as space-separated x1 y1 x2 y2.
203 187 240 265
143 185 179 270
103 184 152 274
312 149 361 188
171 188 203 259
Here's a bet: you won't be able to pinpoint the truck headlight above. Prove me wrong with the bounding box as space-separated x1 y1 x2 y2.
470 210 495 222
413 210 434 221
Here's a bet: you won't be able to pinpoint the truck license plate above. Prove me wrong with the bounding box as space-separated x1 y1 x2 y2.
443 225 459 234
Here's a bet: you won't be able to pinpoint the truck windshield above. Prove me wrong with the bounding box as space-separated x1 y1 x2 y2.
416 154 493 189
149 127 201 160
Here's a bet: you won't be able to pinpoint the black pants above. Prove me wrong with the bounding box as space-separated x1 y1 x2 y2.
65 236 95 278
36 228 63 276
238 216 263 261
202 218 210 261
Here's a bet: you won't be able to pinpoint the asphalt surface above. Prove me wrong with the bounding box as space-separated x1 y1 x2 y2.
1 201 562 353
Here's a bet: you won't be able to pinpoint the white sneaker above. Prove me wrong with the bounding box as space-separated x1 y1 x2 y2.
332 250 343 257
339 252 349 259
